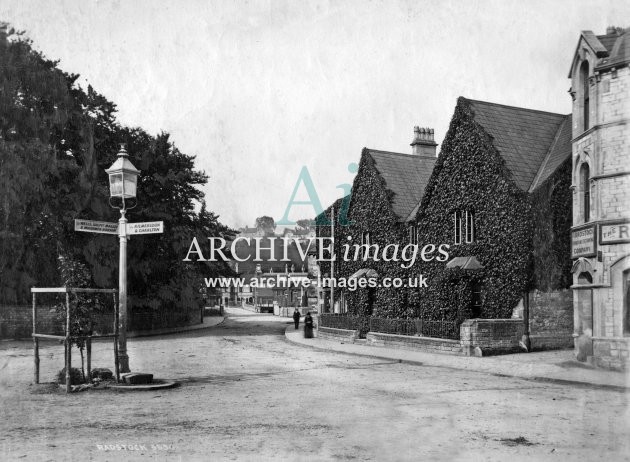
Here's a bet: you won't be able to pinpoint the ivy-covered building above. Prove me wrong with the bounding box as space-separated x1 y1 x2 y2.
568 27 630 369
317 127 437 316
413 97 573 339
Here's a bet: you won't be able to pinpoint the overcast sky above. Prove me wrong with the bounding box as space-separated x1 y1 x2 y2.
1 0 628 228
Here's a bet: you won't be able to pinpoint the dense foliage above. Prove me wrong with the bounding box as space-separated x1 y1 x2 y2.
0 25 233 318
414 98 532 321
255 216 276 236
530 157 572 291
317 98 572 325
340 151 413 318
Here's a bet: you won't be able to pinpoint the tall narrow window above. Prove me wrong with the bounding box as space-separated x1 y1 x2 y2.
580 61 590 131
465 211 475 243
581 163 590 222
361 231 370 246
362 231 371 260
454 211 463 245
409 225 418 245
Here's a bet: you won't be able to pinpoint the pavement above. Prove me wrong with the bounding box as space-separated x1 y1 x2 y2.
284 324 630 391
126 314 224 338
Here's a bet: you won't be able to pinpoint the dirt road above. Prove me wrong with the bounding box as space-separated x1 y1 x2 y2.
1 308 628 461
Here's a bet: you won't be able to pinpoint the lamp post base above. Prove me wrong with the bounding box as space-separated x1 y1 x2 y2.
118 352 130 373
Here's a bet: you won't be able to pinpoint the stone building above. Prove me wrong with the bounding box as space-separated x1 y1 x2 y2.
568 27 630 369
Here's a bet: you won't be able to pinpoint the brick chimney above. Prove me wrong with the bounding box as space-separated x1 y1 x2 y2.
410 126 437 156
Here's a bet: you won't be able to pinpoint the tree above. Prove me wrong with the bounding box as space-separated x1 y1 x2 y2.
0 24 234 328
255 216 276 236
295 218 314 231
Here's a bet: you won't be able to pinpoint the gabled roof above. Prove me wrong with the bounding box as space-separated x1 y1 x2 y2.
365 149 436 222
464 98 571 191
569 28 629 76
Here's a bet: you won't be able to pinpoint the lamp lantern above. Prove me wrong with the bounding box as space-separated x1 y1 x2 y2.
105 144 140 201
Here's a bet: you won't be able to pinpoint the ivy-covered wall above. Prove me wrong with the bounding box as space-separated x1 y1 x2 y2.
316 150 415 318
317 98 573 324
530 157 572 291
414 98 533 321
341 150 413 318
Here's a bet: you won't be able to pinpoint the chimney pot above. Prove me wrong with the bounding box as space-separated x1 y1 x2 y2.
410 125 437 156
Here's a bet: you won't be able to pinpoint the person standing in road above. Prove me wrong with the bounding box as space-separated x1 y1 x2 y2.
304 311 314 339
292 307 301 329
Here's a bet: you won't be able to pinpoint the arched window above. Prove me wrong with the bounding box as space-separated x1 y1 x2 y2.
578 271 593 284
580 163 590 222
580 61 590 131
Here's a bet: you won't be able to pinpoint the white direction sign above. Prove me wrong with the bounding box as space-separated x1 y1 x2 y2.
75 219 118 234
127 221 164 235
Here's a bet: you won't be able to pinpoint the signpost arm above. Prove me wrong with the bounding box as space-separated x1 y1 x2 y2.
118 210 130 373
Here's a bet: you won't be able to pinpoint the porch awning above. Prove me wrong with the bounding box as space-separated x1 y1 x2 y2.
348 268 379 280
446 256 484 271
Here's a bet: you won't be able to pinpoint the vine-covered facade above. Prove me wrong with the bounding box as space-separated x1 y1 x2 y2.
318 98 574 332
414 97 572 323
316 128 437 318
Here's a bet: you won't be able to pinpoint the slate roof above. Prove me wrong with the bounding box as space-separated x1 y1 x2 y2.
598 29 629 70
366 149 436 222
569 29 629 76
465 98 571 191
529 115 573 191
597 33 619 53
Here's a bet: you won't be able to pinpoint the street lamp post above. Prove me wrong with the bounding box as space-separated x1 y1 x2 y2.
105 144 140 373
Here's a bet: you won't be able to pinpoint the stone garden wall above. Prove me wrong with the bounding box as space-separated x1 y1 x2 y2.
460 319 524 356
528 290 574 350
